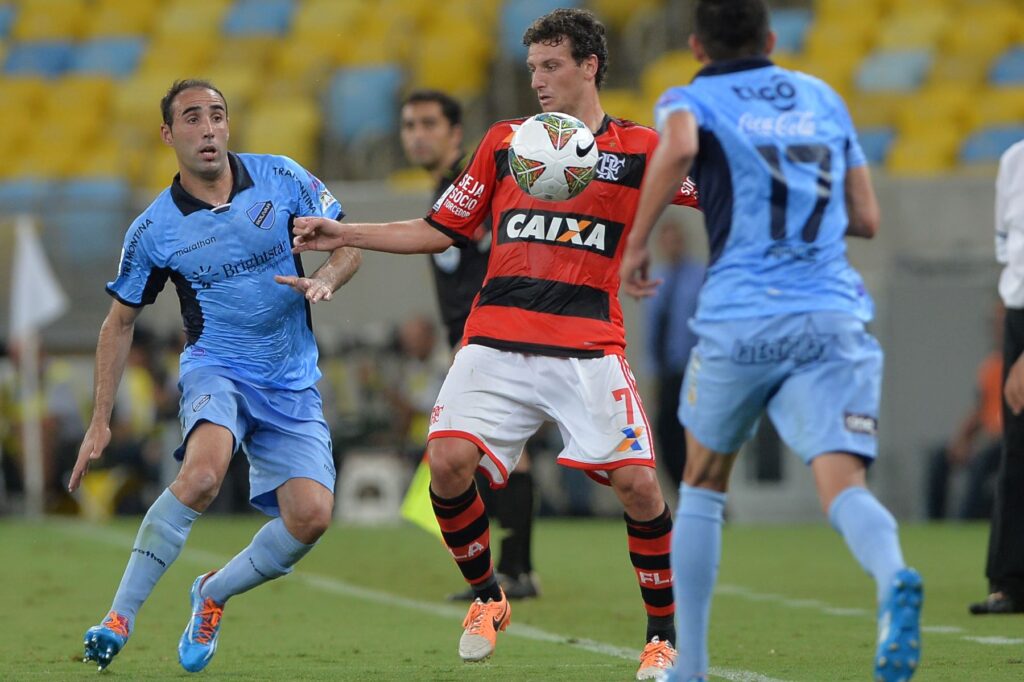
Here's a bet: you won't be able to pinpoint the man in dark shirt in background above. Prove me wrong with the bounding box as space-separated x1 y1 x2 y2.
399 90 539 599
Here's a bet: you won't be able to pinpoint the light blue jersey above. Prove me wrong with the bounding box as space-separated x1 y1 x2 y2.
655 57 872 322
107 153 343 390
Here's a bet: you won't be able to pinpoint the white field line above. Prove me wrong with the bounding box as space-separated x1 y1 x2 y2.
717 583 1020 646
56 522 787 682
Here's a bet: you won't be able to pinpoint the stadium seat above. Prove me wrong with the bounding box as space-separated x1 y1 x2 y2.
875 8 948 51
893 86 971 135
239 99 320 168
847 93 907 129
212 36 280 70
80 0 160 37
223 0 296 37
269 38 340 91
290 0 365 38
641 50 702 103
139 35 215 75
857 127 895 166
856 49 932 92
195 64 262 109
10 0 87 40
991 47 1024 86
927 53 993 89
70 38 146 79
960 126 1024 164
965 87 1024 131
588 0 664 32
500 0 580 58
3 40 73 78
0 75 48 113
0 178 55 212
324 65 403 142
886 128 959 175
771 8 813 53
154 0 232 38
0 5 15 39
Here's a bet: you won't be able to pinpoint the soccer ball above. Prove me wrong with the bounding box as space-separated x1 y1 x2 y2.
508 112 599 202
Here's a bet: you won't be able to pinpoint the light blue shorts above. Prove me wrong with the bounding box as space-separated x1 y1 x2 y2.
174 365 335 515
679 311 882 464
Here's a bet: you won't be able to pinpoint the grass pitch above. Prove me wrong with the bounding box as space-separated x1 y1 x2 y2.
1 516 1021 680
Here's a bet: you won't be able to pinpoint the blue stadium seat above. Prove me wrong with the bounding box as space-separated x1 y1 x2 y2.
856 49 932 92
858 127 895 165
3 41 73 77
960 126 1024 164
501 0 580 57
48 179 134 264
771 8 813 53
70 38 146 78
58 178 132 208
0 179 57 212
991 47 1024 86
325 65 402 142
223 0 295 36
0 5 16 39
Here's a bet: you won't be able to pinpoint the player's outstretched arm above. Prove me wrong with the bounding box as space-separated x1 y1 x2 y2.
68 300 142 492
845 165 880 239
621 110 699 299
274 246 362 304
292 217 453 255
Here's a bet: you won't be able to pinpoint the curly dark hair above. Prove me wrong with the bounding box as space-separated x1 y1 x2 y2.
160 79 227 127
694 0 770 61
522 8 609 90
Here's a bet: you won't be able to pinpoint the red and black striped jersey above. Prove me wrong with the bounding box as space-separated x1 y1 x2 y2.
425 115 700 358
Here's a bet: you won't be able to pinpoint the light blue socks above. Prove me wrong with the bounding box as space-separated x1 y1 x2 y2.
201 517 315 604
828 486 905 603
672 484 726 681
110 488 200 630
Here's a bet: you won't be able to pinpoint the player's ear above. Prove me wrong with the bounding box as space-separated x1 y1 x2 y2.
160 122 173 146
582 54 598 81
764 30 777 57
688 34 709 64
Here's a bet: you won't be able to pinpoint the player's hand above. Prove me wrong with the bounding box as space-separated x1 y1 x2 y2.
292 217 347 253
68 423 112 492
620 244 662 299
1005 354 1024 415
274 275 334 303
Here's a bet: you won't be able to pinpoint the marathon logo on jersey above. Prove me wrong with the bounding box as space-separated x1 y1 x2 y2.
732 330 834 365
433 173 485 218
497 209 624 257
117 218 154 276
246 201 276 230
844 412 878 436
220 240 290 278
173 236 217 258
732 74 797 111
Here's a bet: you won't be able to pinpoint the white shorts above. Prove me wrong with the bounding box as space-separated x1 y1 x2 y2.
427 344 656 487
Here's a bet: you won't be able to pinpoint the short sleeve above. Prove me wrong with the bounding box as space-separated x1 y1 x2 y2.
106 214 168 307
654 86 704 133
831 91 867 169
282 156 344 220
425 123 503 244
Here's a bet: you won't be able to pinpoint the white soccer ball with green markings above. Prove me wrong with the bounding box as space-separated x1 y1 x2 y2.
508 112 599 202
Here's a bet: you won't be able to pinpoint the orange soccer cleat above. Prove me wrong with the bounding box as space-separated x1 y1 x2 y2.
636 636 677 680
458 589 511 662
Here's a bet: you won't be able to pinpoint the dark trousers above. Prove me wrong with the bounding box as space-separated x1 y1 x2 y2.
986 307 1024 597
925 440 1001 520
655 372 688 489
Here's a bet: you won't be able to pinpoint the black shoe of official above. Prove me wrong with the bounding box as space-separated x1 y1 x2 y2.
969 592 1024 615
445 573 541 602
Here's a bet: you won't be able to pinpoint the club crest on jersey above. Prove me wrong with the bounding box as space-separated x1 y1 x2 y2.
246 201 275 229
596 152 627 181
497 209 624 257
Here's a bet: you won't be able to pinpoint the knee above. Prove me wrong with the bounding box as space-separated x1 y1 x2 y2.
615 468 664 516
284 500 333 544
173 467 223 510
427 440 479 495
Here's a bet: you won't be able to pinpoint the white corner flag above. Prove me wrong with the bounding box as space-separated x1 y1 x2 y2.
10 216 68 339
9 215 69 517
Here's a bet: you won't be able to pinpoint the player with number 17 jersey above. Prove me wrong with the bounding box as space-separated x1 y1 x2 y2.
655 60 872 323
426 115 699 358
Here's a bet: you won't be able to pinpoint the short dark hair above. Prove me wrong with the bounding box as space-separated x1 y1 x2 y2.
402 89 462 127
694 0 770 61
160 79 228 127
522 8 608 90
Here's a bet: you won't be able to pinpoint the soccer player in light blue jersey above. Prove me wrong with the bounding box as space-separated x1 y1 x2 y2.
620 1 923 680
67 80 361 673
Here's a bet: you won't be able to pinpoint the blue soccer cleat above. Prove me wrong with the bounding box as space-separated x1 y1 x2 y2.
875 567 923 682
178 571 224 673
83 611 130 671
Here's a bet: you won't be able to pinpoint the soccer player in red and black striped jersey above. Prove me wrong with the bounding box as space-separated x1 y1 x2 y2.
294 9 697 679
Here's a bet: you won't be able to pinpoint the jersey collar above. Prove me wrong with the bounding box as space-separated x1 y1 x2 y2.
695 56 774 79
170 152 255 216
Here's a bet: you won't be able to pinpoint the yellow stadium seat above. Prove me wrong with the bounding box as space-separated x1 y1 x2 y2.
194 65 261 110
597 88 649 127
893 85 973 134
64 135 131 180
965 88 1024 131
815 0 885 23
388 166 433 193
290 0 367 36
803 22 872 64
0 76 49 116
269 39 340 89
338 12 416 65
641 50 702 102
11 0 88 40
139 36 216 76
213 36 281 71
39 75 115 119
875 9 950 50
239 102 321 169
942 11 1018 60
9 139 79 178
80 0 160 37
927 53 993 88
846 92 909 128
154 0 232 39
139 143 181 195
421 0 501 27
410 50 488 99
886 128 960 176
589 0 664 31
